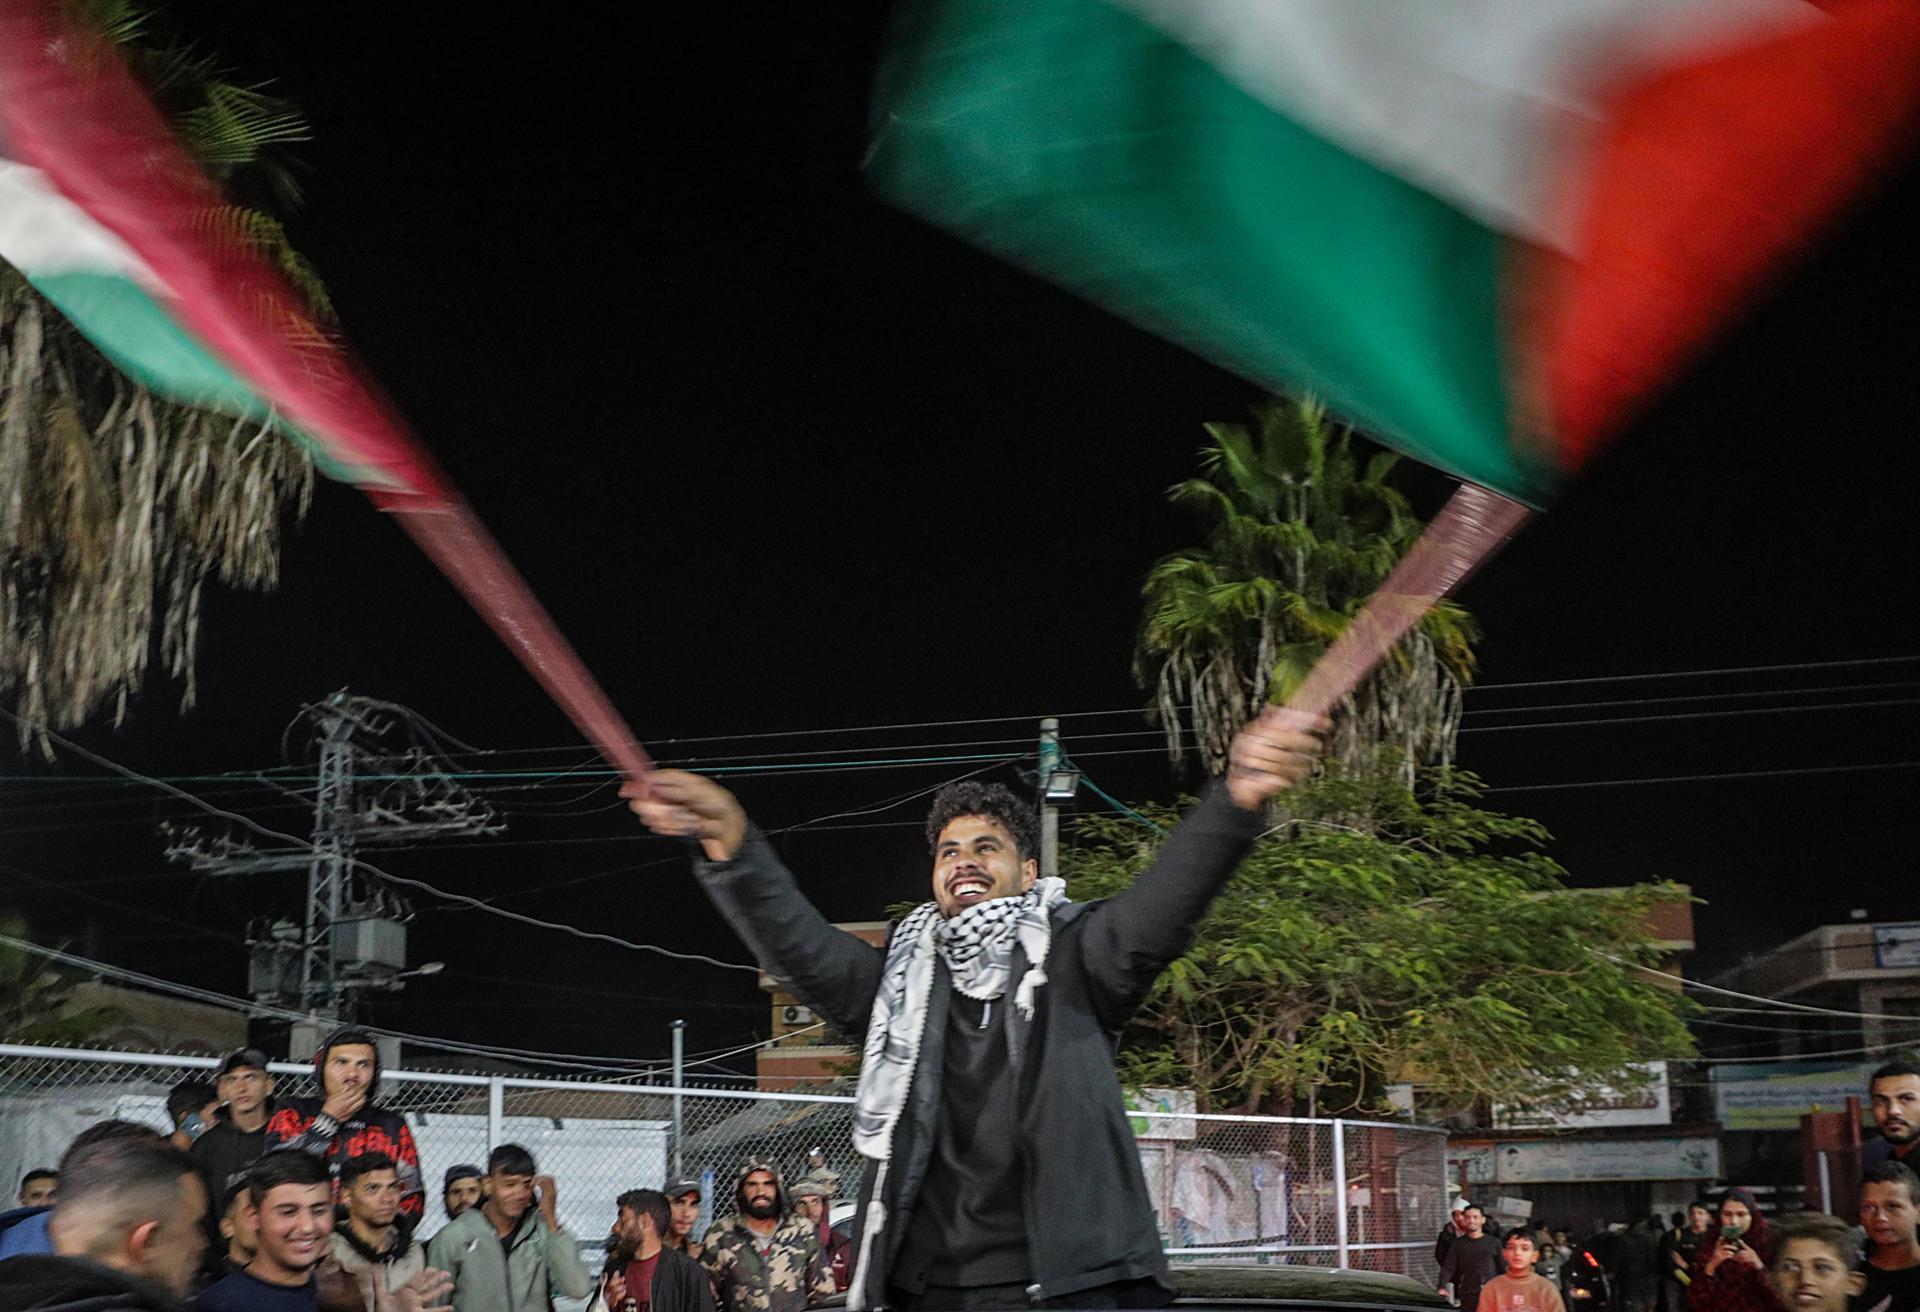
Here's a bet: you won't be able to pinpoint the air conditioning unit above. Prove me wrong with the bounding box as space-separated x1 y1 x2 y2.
782 1005 815 1027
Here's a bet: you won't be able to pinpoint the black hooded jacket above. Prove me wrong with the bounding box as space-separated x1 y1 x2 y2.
691 783 1267 1305
0 1254 182 1312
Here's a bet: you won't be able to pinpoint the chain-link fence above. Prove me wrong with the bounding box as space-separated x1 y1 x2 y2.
0 1043 1443 1280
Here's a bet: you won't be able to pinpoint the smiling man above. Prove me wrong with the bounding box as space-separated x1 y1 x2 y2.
628 706 1324 1310
195 1152 336 1312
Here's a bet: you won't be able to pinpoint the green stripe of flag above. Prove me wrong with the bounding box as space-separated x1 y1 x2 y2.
25 270 367 483
870 0 1553 503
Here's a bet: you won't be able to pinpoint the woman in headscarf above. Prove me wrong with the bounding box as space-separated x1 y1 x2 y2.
1686 1187 1778 1312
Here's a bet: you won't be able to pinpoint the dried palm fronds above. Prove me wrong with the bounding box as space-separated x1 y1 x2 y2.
0 263 313 749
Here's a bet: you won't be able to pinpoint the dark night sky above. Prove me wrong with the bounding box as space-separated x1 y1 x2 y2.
2 3 1917 1073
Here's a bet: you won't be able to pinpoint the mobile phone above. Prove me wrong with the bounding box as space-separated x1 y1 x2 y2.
181 1111 208 1142
1720 1226 1743 1244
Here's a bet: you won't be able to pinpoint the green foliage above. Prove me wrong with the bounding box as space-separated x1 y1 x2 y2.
1135 396 1479 779
0 914 121 1043
1064 761 1695 1116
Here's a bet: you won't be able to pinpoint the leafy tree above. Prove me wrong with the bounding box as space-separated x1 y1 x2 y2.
0 0 322 748
0 914 121 1043
1064 761 1695 1116
1134 396 1478 780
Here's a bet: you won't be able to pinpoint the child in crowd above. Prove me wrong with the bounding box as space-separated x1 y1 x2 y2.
1765 1214 1862 1312
1478 1227 1568 1312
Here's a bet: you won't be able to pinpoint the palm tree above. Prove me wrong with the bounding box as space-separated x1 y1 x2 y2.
0 1 321 748
0 914 120 1043
1134 396 1480 780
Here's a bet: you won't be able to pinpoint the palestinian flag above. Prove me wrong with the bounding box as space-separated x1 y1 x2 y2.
870 0 1920 507
0 1 649 777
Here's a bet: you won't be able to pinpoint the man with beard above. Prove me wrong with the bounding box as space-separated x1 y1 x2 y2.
1869 1064 1920 1170
266 1029 424 1223
439 1169 483 1231
330 1153 424 1311
424 1145 590 1312
1858 1161 1920 1312
191 1052 277 1249
627 707 1324 1310
662 1182 703 1261
592 1189 713 1312
698 1160 833 1312
0 1132 206 1312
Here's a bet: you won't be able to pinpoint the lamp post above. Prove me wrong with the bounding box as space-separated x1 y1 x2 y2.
1037 719 1080 879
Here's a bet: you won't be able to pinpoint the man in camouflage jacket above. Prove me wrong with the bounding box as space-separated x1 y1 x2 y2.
699 1158 834 1312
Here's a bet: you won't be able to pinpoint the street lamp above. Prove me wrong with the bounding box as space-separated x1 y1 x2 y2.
1043 768 1082 802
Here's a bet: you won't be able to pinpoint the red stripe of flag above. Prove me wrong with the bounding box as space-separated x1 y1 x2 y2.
0 0 653 782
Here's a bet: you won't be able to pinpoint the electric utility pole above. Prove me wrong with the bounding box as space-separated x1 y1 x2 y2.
164 691 502 1053
1038 717 1062 879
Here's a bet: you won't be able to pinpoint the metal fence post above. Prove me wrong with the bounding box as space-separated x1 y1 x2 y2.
672 1019 686 1180
487 1075 504 1154
1333 1117 1350 1269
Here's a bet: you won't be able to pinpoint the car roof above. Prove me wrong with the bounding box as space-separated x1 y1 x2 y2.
1169 1264 1452 1309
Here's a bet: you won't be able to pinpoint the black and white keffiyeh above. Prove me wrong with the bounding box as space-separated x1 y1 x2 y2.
850 876 1069 1162
844 876 1069 1309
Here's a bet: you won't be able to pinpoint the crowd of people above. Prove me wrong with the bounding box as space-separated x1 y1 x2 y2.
0 1029 857 1312
5 709 1326 1312
1432 1058 1920 1312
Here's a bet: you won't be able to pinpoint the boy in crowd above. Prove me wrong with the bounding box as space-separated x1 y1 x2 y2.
1859 1161 1920 1312
202 1180 260 1286
1478 1228 1567 1312
191 1051 278 1232
1766 1215 1862 1312
195 1151 339 1312
1441 1203 1502 1311
330 1152 424 1310
663 1181 703 1260
424 1144 590 1312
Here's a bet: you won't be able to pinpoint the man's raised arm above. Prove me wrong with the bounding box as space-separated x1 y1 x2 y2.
1078 707 1326 1027
625 770 885 1038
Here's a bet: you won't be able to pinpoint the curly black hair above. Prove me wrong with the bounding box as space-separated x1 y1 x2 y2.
925 781 1040 862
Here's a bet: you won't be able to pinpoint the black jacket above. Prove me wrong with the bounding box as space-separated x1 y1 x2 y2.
187 1106 273 1207
693 783 1266 1305
594 1246 715 1312
0 1254 183 1312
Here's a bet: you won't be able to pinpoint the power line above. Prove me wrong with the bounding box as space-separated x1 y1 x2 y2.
0 930 682 1075
1459 697 1920 736
1481 760 1920 794
0 705 761 974
1465 654 1918 693
1608 956 1920 1023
